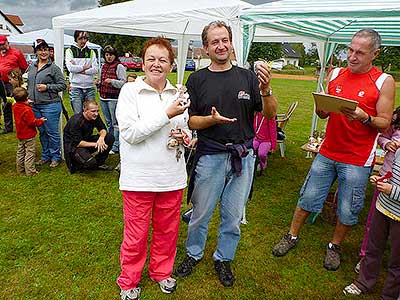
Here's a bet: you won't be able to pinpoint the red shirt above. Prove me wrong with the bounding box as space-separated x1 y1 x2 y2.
12 102 45 140
319 67 384 166
0 47 28 82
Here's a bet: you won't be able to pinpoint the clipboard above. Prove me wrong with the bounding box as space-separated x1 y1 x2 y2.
312 92 358 114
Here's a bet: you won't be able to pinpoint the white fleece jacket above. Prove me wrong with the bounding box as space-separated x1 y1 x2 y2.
116 77 190 192
65 43 98 89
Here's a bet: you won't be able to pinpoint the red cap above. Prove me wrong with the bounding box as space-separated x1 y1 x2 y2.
0 35 7 45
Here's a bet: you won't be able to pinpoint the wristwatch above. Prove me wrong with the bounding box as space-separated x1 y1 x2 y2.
260 88 272 97
362 114 372 125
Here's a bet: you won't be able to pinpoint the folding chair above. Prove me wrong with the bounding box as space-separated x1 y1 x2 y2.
276 101 299 157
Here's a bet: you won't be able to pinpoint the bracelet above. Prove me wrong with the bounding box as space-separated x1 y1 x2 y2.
361 115 372 125
260 88 272 97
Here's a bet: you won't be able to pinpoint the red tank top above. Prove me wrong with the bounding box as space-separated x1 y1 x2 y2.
319 67 386 166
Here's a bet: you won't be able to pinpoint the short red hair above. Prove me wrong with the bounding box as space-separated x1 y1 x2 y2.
141 37 174 65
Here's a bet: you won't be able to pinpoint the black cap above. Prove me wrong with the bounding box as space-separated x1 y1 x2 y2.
33 39 49 52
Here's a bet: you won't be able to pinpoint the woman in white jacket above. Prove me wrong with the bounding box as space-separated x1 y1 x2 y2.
116 37 190 300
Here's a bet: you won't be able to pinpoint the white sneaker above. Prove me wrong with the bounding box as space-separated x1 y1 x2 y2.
343 283 362 296
157 277 177 294
354 258 363 274
109 150 116 155
120 287 141 300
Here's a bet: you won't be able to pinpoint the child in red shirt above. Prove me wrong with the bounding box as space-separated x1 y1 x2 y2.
12 87 46 175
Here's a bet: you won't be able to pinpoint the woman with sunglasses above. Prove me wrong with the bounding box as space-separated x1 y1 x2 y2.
27 39 66 168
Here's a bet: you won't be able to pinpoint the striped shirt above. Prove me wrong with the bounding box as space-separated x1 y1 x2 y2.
377 149 400 221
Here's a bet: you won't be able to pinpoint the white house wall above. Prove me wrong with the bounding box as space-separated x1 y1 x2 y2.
0 15 22 35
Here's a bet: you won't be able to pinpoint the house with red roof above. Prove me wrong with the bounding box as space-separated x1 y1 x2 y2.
0 11 24 35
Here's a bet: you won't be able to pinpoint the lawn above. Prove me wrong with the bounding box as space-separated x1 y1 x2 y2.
1 74 399 300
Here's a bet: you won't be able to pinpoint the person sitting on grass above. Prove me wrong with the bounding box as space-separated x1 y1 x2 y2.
343 148 400 299
63 100 114 173
12 87 46 175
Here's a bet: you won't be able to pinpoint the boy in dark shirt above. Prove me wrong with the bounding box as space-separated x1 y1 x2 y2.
63 99 114 173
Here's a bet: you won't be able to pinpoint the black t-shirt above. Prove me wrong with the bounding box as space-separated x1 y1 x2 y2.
63 112 106 148
187 65 262 144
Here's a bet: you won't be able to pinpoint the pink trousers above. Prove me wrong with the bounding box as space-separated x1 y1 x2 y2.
253 139 272 170
117 189 183 290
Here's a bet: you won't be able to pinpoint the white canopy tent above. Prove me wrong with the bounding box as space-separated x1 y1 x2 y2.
8 28 102 69
241 0 400 139
52 0 310 84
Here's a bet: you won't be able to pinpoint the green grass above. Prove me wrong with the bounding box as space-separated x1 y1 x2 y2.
1 75 400 300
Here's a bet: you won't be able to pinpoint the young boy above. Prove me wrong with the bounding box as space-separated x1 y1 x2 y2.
126 73 137 82
12 87 46 175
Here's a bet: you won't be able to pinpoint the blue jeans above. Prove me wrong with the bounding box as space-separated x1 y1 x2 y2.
33 102 62 162
69 87 96 114
297 153 372 225
186 150 255 261
100 99 119 152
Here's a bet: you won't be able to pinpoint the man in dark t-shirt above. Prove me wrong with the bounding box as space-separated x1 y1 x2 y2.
175 21 278 287
63 100 114 173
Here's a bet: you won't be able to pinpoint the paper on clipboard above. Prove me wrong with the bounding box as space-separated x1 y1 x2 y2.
312 92 358 114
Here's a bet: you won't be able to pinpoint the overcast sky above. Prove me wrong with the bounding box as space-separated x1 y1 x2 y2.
0 0 98 31
0 0 277 32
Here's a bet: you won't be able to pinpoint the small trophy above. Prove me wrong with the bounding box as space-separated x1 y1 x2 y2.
176 84 189 105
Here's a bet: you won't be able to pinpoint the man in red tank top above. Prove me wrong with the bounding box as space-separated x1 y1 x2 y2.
271 29 395 272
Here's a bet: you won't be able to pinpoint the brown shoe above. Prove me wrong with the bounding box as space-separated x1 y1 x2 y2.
324 243 341 271
272 233 299 257
36 159 50 166
49 160 60 168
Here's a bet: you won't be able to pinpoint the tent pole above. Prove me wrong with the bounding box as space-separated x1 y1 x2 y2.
54 27 65 159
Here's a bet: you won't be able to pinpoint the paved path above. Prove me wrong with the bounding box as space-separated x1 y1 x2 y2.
272 73 318 81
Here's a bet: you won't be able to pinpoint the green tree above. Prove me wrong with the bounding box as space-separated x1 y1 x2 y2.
374 46 400 72
247 42 283 64
304 43 318 66
89 0 149 57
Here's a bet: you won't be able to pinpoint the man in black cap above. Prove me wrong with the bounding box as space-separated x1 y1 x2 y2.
0 35 28 134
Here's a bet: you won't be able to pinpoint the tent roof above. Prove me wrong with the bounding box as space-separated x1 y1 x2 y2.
8 28 101 50
52 0 305 42
241 0 400 46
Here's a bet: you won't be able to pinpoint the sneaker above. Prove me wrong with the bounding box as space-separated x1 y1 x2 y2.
157 277 177 294
36 159 50 166
324 242 341 271
272 233 299 257
98 164 114 171
49 160 60 168
120 287 141 300
214 260 234 287
109 150 118 155
115 162 121 172
354 258 363 274
343 283 362 296
175 255 200 278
